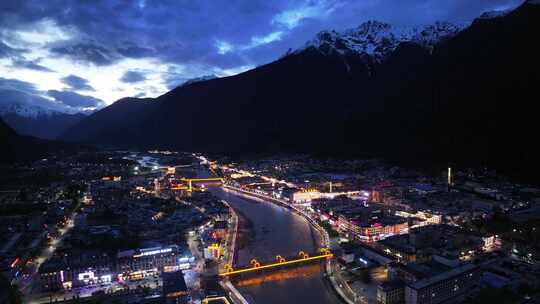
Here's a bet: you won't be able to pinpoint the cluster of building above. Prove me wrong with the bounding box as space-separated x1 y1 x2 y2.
1 150 239 304
378 261 480 304
217 157 540 304
367 224 497 304
201 221 229 261
0 157 98 291
39 245 188 291
310 197 409 242
375 225 497 264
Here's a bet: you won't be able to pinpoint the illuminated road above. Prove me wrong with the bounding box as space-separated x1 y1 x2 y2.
23 204 80 303
210 187 342 304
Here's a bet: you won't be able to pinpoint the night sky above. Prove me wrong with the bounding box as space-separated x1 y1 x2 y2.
0 0 523 113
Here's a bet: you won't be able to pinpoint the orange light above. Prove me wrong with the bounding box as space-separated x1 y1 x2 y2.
219 253 333 276
10 258 20 268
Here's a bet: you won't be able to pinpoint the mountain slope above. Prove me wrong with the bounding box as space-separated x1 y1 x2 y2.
0 90 88 139
62 1 540 180
1 112 86 139
431 0 540 172
1 117 88 163
62 97 156 147
0 117 17 162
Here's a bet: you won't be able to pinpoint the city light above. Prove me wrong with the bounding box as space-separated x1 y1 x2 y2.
133 247 173 258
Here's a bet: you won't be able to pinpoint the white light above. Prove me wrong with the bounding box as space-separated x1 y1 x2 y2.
133 247 173 257
179 256 189 263
78 271 95 282
179 263 190 270
100 274 112 282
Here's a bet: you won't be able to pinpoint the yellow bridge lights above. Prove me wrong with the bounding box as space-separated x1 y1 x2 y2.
224 264 234 273
250 259 261 268
180 177 224 191
218 249 333 277
319 248 331 255
298 251 309 259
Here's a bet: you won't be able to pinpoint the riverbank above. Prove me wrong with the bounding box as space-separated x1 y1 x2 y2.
218 199 249 304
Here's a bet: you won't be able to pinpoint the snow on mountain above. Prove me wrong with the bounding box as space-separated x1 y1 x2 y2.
411 22 467 48
302 20 466 61
0 102 54 118
478 9 512 19
0 90 63 118
181 74 218 87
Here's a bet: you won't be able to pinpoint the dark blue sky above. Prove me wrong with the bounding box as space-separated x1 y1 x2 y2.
0 0 523 112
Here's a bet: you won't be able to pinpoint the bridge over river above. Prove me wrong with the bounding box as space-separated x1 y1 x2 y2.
209 187 343 304
220 248 333 277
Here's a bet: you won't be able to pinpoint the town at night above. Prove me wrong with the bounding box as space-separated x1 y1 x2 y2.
2 1 540 304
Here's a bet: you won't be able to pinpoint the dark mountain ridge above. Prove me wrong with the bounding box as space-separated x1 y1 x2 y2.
1 112 86 140
62 1 540 181
1 117 86 163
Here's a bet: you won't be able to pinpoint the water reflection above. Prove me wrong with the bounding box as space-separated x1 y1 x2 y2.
234 264 322 287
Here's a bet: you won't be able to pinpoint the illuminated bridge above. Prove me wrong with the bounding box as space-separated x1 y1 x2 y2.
171 177 224 191
219 248 333 277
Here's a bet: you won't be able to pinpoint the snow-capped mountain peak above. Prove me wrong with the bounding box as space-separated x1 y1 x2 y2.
302 20 466 60
0 89 96 119
412 21 465 47
0 90 59 118
0 102 54 118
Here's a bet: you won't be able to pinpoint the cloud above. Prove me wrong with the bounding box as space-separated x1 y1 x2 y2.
117 45 155 58
50 43 117 66
0 77 39 94
120 71 146 83
272 0 341 29
0 89 67 113
10 58 54 72
0 78 73 113
61 74 94 91
247 31 284 49
216 41 234 55
0 77 104 113
1 40 52 72
0 41 19 58
10 19 75 46
163 65 187 90
214 31 285 55
0 0 525 111
47 90 105 108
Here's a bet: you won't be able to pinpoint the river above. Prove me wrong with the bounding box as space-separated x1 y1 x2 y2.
210 188 342 304
131 158 342 304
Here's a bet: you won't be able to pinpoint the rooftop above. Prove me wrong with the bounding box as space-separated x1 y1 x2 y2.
409 263 477 290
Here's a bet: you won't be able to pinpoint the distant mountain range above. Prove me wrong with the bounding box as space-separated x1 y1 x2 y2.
1 112 86 140
55 1 540 180
0 95 87 139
